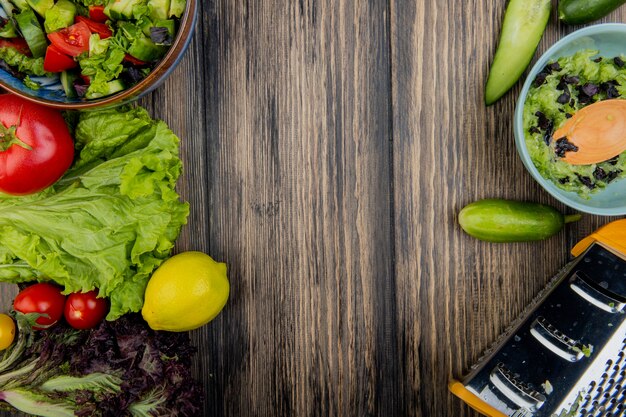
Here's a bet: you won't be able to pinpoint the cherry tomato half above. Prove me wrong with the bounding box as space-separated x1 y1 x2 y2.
47 21 91 57
43 44 77 73
0 314 15 350
88 5 108 23
13 283 66 329
0 95 74 195
64 291 108 330
75 16 112 39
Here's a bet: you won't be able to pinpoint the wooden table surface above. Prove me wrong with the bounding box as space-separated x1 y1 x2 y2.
1 1 625 416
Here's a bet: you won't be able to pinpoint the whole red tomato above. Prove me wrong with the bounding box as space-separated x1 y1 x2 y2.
64 290 108 329
0 95 74 195
13 283 66 329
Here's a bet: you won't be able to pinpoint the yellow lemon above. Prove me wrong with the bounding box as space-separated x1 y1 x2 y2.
142 251 229 332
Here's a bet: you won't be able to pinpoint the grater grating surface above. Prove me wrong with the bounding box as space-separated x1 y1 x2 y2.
576 335 626 417
453 243 626 417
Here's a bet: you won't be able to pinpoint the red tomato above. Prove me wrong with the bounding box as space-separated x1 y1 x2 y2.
43 44 77 72
75 16 112 39
47 21 91 57
14 283 66 329
64 291 108 329
88 5 108 23
0 95 74 195
123 53 147 66
0 38 31 56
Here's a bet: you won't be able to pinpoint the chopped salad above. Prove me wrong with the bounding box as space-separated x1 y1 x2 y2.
0 0 186 99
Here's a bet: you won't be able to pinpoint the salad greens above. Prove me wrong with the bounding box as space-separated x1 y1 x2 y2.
0 313 202 416
0 105 189 320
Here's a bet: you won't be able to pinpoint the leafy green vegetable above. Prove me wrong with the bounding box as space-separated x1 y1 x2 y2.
80 34 126 97
0 106 189 320
22 75 40 89
0 313 203 416
0 46 48 76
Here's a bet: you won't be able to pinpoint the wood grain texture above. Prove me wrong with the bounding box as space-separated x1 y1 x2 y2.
1 1 626 417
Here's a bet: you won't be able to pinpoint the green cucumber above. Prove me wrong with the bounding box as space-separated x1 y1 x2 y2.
485 0 551 105
84 79 125 99
559 0 626 25
458 199 581 243
60 70 78 98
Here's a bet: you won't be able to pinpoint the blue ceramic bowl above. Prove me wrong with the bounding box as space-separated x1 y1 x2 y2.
514 24 626 216
0 0 197 110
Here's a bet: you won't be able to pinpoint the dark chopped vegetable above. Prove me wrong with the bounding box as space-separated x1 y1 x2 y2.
533 71 548 87
607 170 622 183
562 75 580 85
150 27 172 46
593 166 607 180
615 56 625 68
555 137 579 158
600 81 620 99
607 155 620 165
557 90 571 104
581 83 600 97
529 126 541 134
576 174 595 189
593 57 603 63
0 313 203 417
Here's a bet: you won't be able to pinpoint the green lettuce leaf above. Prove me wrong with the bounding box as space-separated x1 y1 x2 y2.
0 106 189 320
0 47 48 76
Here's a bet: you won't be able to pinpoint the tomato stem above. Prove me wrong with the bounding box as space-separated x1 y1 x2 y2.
0 118 32 152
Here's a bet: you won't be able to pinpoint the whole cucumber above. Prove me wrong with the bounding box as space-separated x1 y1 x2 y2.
485 0 551 105
458 199 581 243
559 0 626 25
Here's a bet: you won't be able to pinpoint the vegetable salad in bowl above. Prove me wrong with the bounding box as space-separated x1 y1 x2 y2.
0 0 195 106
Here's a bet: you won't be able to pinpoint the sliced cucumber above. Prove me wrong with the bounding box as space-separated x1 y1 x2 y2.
485 0 551 105
85 79 125 99
60 70 78 98
559 0 626 25
14 8 46 58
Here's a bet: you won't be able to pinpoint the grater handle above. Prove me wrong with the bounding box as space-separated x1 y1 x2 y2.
449 381 508 417
572 219 626 257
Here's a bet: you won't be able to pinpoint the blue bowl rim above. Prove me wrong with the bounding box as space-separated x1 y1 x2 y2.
514 23 626 216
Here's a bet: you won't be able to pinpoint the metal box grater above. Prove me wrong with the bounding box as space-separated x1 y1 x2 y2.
450 220 626 417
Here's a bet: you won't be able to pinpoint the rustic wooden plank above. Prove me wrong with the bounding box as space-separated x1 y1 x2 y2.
389 2 626 417
199 0 396 415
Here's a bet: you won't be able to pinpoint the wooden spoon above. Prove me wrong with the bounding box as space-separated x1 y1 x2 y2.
553 99 626 165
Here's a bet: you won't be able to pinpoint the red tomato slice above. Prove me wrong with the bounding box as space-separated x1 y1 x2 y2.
0 38 31 56
88 5 108 22
43 44 77 73
0 95 74 195
123 53 147 66
47 21 91 57
75 15 112 39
